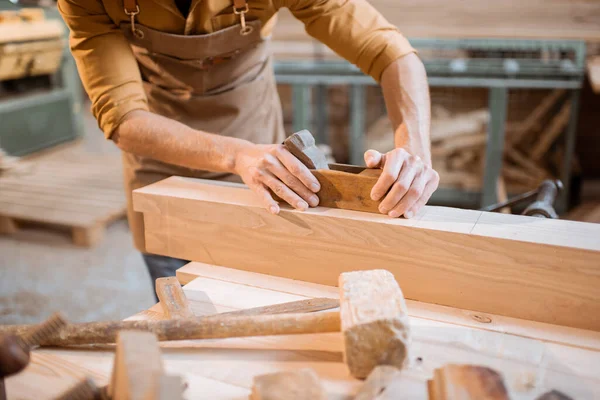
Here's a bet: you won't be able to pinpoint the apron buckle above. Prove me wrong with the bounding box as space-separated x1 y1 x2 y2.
124 5 144 39
233 4 253 36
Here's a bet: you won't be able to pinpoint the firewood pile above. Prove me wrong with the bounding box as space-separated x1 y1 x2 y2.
366 89 573 194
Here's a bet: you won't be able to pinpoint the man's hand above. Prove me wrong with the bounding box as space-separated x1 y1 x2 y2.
365 148 439 218
234 143 321 214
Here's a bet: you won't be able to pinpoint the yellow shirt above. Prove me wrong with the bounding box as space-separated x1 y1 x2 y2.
57 0 416 137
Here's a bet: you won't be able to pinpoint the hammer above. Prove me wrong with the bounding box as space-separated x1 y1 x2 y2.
2 270 409 379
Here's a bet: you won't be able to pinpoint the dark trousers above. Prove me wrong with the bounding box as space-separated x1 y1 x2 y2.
142 253 189 299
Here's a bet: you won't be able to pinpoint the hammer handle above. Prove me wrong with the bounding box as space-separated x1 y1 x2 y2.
1 312 341 347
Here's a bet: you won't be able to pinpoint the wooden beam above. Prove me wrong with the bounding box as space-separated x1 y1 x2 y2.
133 177 600 331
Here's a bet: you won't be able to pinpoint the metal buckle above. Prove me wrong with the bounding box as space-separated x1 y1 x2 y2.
233 4 253 36
124 5 143 38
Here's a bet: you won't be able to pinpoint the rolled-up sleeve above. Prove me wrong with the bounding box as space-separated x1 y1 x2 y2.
58 0 148 138
278 0 416 82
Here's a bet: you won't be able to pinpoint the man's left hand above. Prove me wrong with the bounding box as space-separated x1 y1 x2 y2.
365 148 439 218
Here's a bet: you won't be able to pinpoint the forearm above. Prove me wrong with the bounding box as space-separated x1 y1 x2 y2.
380 53 432 165
112 110 252 173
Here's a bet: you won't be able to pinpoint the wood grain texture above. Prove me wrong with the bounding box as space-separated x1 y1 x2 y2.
251 368 327 400
133 177 600 331
428 364 510 400
6 264 600 399
312 165 381 213
339 270 410 378
176 263 600 352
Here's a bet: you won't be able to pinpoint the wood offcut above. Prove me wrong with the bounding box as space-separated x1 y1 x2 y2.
428 364 510 400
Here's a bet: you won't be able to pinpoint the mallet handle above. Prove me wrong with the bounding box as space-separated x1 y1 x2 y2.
2 312 341 347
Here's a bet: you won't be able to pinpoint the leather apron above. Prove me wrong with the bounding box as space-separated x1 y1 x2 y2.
119 0 285 252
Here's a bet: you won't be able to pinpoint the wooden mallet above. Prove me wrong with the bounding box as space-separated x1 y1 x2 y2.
0 270 410 379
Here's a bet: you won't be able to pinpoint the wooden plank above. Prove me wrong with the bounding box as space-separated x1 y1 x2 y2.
133 177 600 331
177 262 600 352
7 265 600 400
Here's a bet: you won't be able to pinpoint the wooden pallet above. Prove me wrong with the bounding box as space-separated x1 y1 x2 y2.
0 153 126 247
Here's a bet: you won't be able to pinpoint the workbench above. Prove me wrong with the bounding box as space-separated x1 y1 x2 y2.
6 262 600 399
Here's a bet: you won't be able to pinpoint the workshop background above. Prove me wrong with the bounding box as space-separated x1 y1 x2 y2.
1 0 599 325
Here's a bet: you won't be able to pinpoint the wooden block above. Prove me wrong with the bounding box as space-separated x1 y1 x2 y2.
155 277 194 319
110 331 164 400
428 364 509 400
0 216 17 234
340 270 410 379
353 366 402 400
132 177 600 331
72 225 104 247
251 368 327 400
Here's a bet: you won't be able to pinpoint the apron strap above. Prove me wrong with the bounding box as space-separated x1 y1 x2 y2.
124 0 138 14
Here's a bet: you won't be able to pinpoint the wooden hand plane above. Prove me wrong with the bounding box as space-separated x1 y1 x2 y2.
283 130 383 213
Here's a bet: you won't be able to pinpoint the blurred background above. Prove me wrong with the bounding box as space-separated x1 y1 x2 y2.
0 0 599 324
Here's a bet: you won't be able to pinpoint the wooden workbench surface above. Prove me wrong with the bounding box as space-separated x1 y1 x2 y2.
6 262 600 399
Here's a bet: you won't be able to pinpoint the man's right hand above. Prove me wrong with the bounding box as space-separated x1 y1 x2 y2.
234 143 321 214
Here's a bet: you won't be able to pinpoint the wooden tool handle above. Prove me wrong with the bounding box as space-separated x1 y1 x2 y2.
3 312 341 347
0 298 340 338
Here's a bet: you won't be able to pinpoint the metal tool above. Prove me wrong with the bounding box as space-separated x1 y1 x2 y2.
480 179 563 218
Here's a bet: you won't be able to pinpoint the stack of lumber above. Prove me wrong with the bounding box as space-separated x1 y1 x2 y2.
0 152 127 246
6 262 600 399
366 89 572 193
